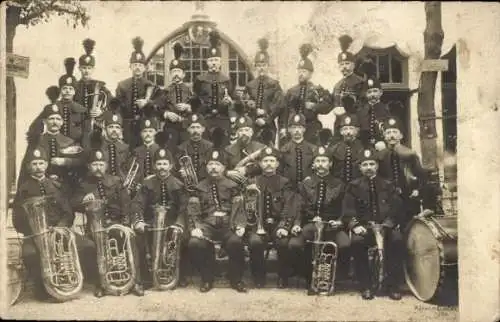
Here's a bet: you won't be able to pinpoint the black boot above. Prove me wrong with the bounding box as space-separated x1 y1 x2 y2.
277 277 288 289
200 281 213 293
94 285 105 298
132 283 144 296
231 281 248 293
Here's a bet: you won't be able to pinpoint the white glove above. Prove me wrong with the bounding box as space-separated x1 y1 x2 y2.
134 221 146 233
276 228 289 238
255 118 266 126
50 157 66 166
256 108 266 116
305 101 315 110
328 220 342 229
312 216 322 223
89 109 103 118
279 128 288 138
375 141 387 151
191 228 203 238
291 225 302 235
172 225 184 234
82 193 96 202
410 190 419 198
176 102 191 112
352 225 367 235
333 106 346 116
247 100 256 109
164 111 182 123
235 226 245 237
135 98 148 109
226 170 246 183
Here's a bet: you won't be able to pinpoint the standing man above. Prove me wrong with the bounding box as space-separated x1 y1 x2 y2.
246 147 297 289
377 117 425 226
289 147 349 294
279 44 331 143
74 38 113 130
162 42 193 147
279 114 317 191
342 149 404 301
116 37 161 149
193 31 234 146
187 146 248 293
243 38 283 144
131 146 189 288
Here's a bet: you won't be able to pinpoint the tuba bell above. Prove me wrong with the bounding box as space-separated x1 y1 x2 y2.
179 154 199 192
308 220 338 296
21 196 84 302
148 205 182 290
83 198 136 296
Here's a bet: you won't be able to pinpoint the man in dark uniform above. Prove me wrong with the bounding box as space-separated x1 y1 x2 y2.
330 114 365 184
74 38 113 130
12 147 95 301
28 59 88 146
279 44 332 143
243 38 283 144
161 42 194 147
72 147 144 298
289 146 349 294
193 31 234 146
377 117 425 226
245 147 297 289
342 149 404 301
131 146 189 288
115 37 161 149
356 60 390 149
187 147 248 293
176 113 213 184
279 113 317 191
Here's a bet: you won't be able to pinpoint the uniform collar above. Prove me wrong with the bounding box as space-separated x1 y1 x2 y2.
291 138 304 146
30 175 46 182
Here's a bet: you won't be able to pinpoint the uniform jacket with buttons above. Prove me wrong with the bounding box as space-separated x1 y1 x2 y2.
115 76 157 120
176 138 213 182
244 75 284 127
74 79 113 113
341 175 402 230
356 101 390 147
72 174 131 226
377 145 425 196
188 176 244 230
131 174 187 229
296 174 345 226
279 81 332 129
193 72 233 120
330 139 365 183
132 143 173 182
332 73 365 108
161 82 194 132
279 139 317 189
13 176 74 236
253 174 298 231
101 138 130 180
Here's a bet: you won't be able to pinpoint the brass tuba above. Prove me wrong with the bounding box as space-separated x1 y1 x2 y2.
148 205 182 290
179 154 199 192
21 196 84 302
308 220 338 296
244 184 266 235
367 221 385 293
83 198 136 296
86 81 108 131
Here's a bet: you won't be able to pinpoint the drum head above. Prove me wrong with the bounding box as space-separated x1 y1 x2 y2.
404 219 441 302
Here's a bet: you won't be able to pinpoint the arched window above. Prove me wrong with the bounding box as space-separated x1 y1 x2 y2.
357 46 409 88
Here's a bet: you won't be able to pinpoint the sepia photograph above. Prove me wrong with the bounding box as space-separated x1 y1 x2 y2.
0 1 499 321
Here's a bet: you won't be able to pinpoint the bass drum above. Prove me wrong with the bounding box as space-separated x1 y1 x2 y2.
7 235 25 305
404 214 458 304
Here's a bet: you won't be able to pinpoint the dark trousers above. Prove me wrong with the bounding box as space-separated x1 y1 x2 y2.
247 227 289 280
22 233 96 295
351 228 404 290
188 223 245 284
288 223 351 283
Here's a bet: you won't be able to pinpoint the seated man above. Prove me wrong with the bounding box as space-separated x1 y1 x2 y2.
245 147 297 289
341 149 404 301
289 146 349 295
12 147 94 301
131 147 188 288
187 146 248 293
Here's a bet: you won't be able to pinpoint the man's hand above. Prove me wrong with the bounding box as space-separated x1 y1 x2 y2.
172 224 184 234
134 221 146 234
226 170 246 183
291 225 302 235
89 109 103 118
164 111 182 123
176 102 191 112
179 168 187 178
410 189 419 198
235 226 245 237
191 228 203 238
49 174 59 181
276 228 289 238
333 106 346 116
375 141 386 151
328 220 342 229
279 128 288 138
256 108 266 116
50 157 66 166
222 96 233 105
312 216 322 223
352 225 367 235
82 193 96 203
135 98 148 109
255 118 266 127
305 101 315 110
247 100 256 109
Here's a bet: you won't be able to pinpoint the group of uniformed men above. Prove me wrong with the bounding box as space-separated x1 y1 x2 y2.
13 32 426 302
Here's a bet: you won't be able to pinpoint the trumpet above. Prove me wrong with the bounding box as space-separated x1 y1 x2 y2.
123 157 140 194
87 81 108 131
244 184 265 235
179 154 198 191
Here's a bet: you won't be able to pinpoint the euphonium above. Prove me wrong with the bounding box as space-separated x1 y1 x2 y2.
367 221 385 292
149 205 181 290
244 184 265 235
309 220 338 296
87 81 108 131
123 157 140 194
83 198 136 296
21 196 84 302
179 154 198 191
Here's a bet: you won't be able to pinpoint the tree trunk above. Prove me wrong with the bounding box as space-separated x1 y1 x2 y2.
6 6 19 196
417 2 444 211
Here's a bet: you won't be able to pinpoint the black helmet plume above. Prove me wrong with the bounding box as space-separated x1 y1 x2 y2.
173 42 183 60
299 43 314 60
82 38 96 55
64 57 76 76
319 129 332 147
132 37 144 53
45 86 60 103
211 127 226 149
338 34 353 52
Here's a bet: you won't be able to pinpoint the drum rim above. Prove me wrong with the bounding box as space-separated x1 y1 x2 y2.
404 217 443 302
